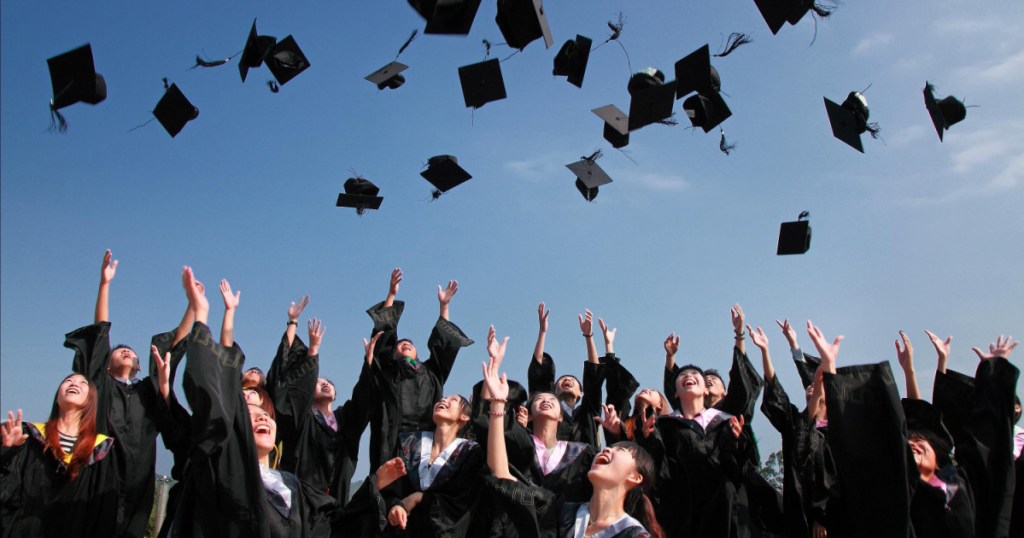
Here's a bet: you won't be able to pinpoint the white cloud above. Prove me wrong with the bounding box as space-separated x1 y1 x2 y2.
931 17 1002 35
630 172 690 192
889 125 927 146
852 33 893 56
976 50 1024 83
504 153 565 181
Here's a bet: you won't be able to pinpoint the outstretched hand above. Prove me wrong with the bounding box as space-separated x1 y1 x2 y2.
308 318 326 355
537 302 550 333
748 324 769 352
363 331 383 366
182 266 208 320
731 304 745 333
598 318 616 346
594 404 622 436
486 326 509 368
388 268 402 297
151 345 171 400
664 332 680 356
288 296 310 321
776 319 799 349
375 457 408 490
973 335 1018 360
437 280 458 305
578 309 594 336
895 331 914 372
100 249 118 284
806 320 842 369
1 410 28 448
924 330 952 361
220 279 240 310
482 335 510 403
728 414 746 439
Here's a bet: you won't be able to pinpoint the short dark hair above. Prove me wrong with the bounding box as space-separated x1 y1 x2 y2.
555 374 582 389
674 364 706 385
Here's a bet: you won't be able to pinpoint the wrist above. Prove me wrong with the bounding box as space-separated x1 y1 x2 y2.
582 332 593 338
286 320 298 326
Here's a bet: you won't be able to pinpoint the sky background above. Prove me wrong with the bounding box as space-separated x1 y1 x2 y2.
2 0 1022 477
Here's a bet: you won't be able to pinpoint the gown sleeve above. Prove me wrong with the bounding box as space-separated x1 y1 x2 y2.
528 352 557 394
600 353 640 421
575 360 606 447
366 300 405 365
64 322 114 434
181 322 244 460
717 346 765 419
663 364 681 412
422 317 475 387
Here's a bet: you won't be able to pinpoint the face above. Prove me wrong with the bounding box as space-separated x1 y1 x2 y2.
432 395 469 425
555 375 581 399
249 404 278 457
396 340 417 359
242 369 264 388
58 374 91 409
636 389 662 411
530 392 562 422
588 445 643 489
108 347 138 374
315 378 336 402
675 369 708 399
706 375 725 398
243 388 264 406
909 436 937 478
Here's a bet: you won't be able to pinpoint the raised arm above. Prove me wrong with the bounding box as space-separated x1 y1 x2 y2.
94 249 117 323
151 346 171 401
894 331 920 400
731 304 746 354
598 316 616 356
580 309 598 364
806 321 841 375
384 268 401 308
663 332 681 411
924 330 952 375
483 328 514 481
438 280 458 321
748 324 775 383
286 295 310 348
533 302 549 365
219 279 240 348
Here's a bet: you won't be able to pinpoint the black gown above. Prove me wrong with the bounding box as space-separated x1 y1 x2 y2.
163 322 336 538
526 352 606 446
0 422 120 537
364 300 474 470
267 332 371 502
64 322 180 538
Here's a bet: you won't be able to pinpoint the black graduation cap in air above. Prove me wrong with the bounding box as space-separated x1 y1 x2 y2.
923 82 967 142
683 93 732 133
458 58 507 109
753 0 835 35
337 177 384 215
47 44 107 132
777 211 811 255
626 68 677 132
265 36 310 86
408 0 483 35
421 155 472 197
567 151 613 202
495 0 554 51
552 35 592 88
674 45 720 99
239 20 277 83
824 91 879 153
153 83 199 138
593 105 630 148
366 62 409 90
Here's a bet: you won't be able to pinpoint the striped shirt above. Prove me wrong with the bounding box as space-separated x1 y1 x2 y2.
58 431 77 456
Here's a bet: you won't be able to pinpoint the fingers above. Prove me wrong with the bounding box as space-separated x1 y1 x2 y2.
899 330 912 351
972 347 985 360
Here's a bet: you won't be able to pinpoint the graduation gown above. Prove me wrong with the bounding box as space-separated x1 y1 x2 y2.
64 322 180 538
0 422 119 538
164 322 337 538
267 332 371 502
526 352 607 446
364 300 474 470
379 432 484 537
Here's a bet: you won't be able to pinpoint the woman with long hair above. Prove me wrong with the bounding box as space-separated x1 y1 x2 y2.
1 373 119 537
482 327 664 538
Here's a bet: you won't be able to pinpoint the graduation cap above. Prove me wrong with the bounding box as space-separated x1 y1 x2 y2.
337 177 384 215
266 36 310 86
552 35 592 88
923 82 966 142
239 20 277 82
902 399 955 467
752 0 789 35
626 68 677 131
409 0 483 35
458 58 507 109
674 45 720 99
683 92 732 133
153 83 199 138
495 0 554 51
824 91 878 153
366 62 408 90
777 211 811 255
47 44 106 132
593 105 629 148
421 155 472 197
567 151 612 202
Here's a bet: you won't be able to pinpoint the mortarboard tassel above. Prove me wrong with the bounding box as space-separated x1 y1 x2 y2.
719 129 737 155
811 1 837 18
582 149 603 164
267 80 280 93
48 101 69 134
191 55 229 69
715 33 753 58
396 30 418 59
482 39 493 59
656 116 679 127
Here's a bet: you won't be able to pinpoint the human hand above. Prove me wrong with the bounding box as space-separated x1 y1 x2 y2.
388 268 402 297
895 331 914 372
806 321 842 368
152 345 171 400
973 335 1018 360
220 280 240 311
182 267 208 316
728 414 745 439
1 410 28 448
515 406 529 428
641 412 657 438
401 491 424 514
375 457 407 490
482 348 510 404
363 331 383 366
437 280 458 305
776 318 798 349
387 505 408 529
924 330 952 363
100 249 118 284
287 296 309 321
598 318 616 347
812 521 828 538
486 325 509 365
748 324 769 352
579 309 593 337
594 404 622 436
308 318 325 355
731 304 745 334
664 332 680 357
537 302 550 333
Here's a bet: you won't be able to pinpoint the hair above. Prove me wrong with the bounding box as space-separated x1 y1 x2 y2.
241 367 266 389
110 344 141 376
623 390 672 440
673 364 705 385
454 395 472 437
245 386 275 420
612 441 665 538
908 430 952 469
528 391 560 415
1014 395 1021 425
44 374 99 480
555 374 582 390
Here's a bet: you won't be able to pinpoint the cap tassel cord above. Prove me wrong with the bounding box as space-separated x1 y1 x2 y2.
48 101 69 134
714 33 752 58
719 129 737 155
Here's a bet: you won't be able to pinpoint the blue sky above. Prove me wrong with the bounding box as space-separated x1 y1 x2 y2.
2 1 1022 476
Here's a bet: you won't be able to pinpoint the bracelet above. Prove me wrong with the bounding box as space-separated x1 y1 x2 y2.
287 320 299 326
582 333 593 338
490 410 507 417
734 331 745 339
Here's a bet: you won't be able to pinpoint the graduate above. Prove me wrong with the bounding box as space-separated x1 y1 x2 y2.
63 250 185 538
362 268 474 470
482 329 665 538
0 373 120 537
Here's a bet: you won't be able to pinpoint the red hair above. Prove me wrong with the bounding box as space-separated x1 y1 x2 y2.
44 374 99 480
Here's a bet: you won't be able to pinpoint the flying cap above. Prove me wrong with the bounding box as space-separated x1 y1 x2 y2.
421 155 472 195
495 0 554 50
409 0 483 35
777 211 811 255
337 177 384 214
366 62 409 90
567 153 612 201
266 36 310 86
593 105 629 148
153 83 199 138
824 91 879 153
683 92 732 133
627 69 677 131
458 58 507 109
674 44 721 99
239 20 277 83
553 35 592 88
47 44 107 110
752 0 789 34
923 82 966 142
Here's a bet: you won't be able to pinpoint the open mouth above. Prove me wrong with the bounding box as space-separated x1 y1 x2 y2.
435 401 448 411
67 387 81 395
683 378 697 387
254 424 272 435
593 452 612 466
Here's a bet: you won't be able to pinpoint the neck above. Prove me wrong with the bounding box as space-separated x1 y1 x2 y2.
532 418 559 448
57 410 84 436
259 454 271 468
433 421 460 450
587 486 627 527
559 393 578 408
109 367 133 379
314 400 333 416
678 395 705 419
919 468 935 483
708 394 723 407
